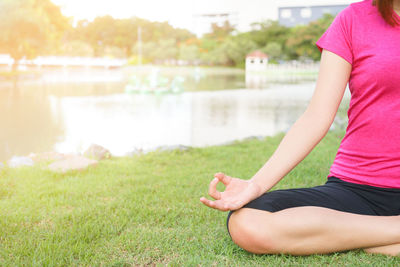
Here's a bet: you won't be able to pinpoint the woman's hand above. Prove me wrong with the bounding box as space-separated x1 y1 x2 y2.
200 172 263 211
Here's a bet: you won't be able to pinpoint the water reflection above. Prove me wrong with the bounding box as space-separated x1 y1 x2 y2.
0 67 349 161
190 86 316 146
245 72 318 89
45 83 320 158
0 87 64 161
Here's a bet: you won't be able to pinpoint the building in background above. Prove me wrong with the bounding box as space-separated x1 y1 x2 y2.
278 0 354 27
190 1 359 37
245 50 269 72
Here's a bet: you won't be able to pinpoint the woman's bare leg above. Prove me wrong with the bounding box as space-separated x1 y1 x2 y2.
364 243 400 256
228 207 400 255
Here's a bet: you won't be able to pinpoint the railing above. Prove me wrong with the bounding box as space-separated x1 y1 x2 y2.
0 54 127 68
246 61 320 72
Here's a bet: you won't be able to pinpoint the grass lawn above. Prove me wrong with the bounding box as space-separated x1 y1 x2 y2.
1 129 399 266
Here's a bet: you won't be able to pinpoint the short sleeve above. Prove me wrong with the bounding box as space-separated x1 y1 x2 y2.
316 6 354 65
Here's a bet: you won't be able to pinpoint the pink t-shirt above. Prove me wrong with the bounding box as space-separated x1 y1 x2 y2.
316 0 400 188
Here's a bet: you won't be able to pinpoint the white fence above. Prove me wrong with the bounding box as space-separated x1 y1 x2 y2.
0 54 127 68
264 62 320 70
246 62 320 72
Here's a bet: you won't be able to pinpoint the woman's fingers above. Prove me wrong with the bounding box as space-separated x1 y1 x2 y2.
228 201 243 211
208 178 221 200
214 172 232 186
200 197 215 208
200 197 229 211
201 172 241 211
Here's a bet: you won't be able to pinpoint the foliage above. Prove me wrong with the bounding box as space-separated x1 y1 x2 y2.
194 15 334 67
204 20 236 40
72 17 195 58
60 40 94 57
133 39 180 62
0 0 69 68
73 16 120 57
179 44 200 63
286 14 335 61
0 1 338 67
248 20 290 49
153 38 179 61
262 42 282 61
135 41 157 62
113 18 138 57
221 36 258 67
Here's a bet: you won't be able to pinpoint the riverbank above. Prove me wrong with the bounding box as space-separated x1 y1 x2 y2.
0 70 42 81
1 129 396 266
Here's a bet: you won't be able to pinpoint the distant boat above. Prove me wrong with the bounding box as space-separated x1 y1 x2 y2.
125 72 185 95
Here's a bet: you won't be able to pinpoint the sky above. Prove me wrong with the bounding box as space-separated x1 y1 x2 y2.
51 0 357 36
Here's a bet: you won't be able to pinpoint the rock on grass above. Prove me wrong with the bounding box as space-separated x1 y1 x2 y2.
29 152 66 163
84 144 111 160
7 156 34 168
48 155 98 173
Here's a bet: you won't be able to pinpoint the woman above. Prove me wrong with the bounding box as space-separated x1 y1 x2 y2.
200 0 400 256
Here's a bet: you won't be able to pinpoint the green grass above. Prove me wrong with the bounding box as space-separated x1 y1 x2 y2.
0 129 399 266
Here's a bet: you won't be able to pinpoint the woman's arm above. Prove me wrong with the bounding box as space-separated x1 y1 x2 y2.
250 49 352 193
200 49 352 211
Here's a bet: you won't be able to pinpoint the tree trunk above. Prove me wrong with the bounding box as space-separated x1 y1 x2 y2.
12 59 19 72
126 46 132 58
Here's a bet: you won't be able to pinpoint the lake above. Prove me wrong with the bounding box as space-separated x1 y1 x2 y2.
0 66 350 161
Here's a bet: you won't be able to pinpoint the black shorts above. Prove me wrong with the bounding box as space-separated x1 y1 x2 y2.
227 177 400 235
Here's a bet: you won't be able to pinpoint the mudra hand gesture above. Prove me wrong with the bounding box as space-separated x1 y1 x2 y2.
200 172 263 211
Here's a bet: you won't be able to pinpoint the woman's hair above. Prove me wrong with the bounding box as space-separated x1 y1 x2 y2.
372 0 400 26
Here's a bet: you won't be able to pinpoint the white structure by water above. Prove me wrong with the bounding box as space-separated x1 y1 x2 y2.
245 50 269 72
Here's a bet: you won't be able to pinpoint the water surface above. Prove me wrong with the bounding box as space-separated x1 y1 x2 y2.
0 66 349 161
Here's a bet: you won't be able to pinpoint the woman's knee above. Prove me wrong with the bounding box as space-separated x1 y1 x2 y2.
227 208 278 254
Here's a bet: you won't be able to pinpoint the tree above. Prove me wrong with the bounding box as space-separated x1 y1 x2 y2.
113 18 138 57
134 41 157 62
74 17 195 59
0 0 69 70
76 16 116 57
286 13 335 61
179 44 200 63
204 20 236 40
249 20 290 48
153 38 179 62
222 36 258 67
207 45 230 65
61 40 94 57
263 42 282 61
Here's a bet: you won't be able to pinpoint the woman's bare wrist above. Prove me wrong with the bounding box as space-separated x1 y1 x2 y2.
248 179 265 198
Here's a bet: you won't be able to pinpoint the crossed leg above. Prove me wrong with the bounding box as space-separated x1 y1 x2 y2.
228 207 400 256
364 243 400 256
